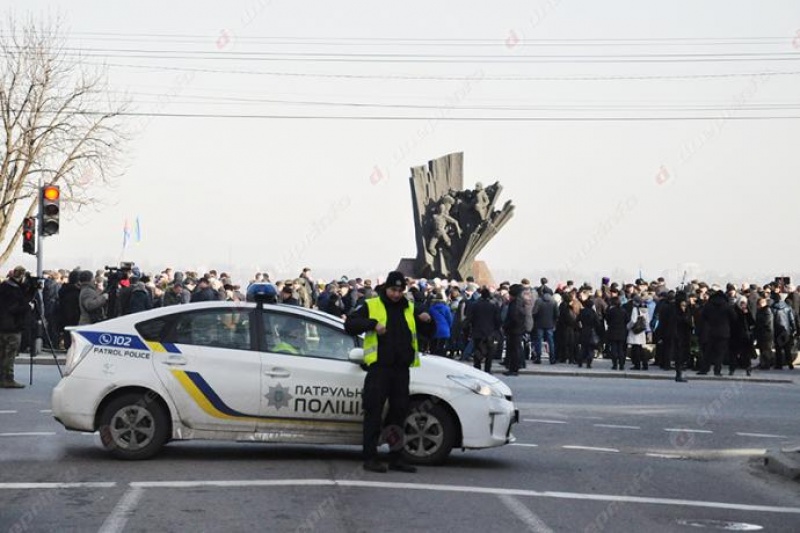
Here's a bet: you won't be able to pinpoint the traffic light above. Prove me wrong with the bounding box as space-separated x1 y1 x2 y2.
41 185 60 236
22 217 36 255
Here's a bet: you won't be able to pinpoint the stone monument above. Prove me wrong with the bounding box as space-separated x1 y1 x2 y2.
397 152 514 283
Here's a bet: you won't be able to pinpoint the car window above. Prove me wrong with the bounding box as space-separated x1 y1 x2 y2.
160 309 252 351
136 317 171 342
263 312 355 360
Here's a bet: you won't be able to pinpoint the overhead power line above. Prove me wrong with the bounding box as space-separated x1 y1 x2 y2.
109 91 800 112
36 48 800 64
94 61 800 82
20 31 793 45
12 109 800 121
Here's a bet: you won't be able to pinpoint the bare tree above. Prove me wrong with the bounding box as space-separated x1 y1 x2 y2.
0 16 127 266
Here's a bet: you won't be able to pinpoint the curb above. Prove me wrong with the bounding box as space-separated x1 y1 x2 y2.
763 448 800 482
488 369 794 384
18 356 65 366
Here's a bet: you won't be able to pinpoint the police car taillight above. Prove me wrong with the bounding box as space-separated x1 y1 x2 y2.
64 333 93 376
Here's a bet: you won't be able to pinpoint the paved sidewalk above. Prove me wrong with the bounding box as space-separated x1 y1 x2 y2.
477 357 797 384
17 351 797 384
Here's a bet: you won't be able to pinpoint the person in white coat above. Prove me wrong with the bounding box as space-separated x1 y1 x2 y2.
627 296 651 370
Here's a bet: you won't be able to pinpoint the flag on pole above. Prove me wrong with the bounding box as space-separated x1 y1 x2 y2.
135 216 142 243
122 218 132 249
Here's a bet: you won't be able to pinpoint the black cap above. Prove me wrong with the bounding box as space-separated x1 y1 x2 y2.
385 271 406 290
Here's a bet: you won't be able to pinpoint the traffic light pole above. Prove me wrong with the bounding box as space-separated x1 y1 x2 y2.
30 178 44 374
36 176 43 277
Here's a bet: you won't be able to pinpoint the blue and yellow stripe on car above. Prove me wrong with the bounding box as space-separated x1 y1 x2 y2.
171 369 262 422
170 369 360 426
145 341 182 354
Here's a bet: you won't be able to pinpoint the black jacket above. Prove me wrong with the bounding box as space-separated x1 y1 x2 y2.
656 301 678 341
0 279 30 333
345 291 436 368
466 297 502 340
191 287 219 303
503 297 527 336
557 300 579 331
532 292 558 330
578 306 604 345
604 304 628 342
701 293 736 340
755 306 774 346
730 305 755 355
128 282 153 314
57 283 81 328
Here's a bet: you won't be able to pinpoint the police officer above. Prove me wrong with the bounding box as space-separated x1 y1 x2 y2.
345 271 435 473
0 266 32 388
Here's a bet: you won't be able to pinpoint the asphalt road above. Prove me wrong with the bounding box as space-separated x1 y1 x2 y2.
1 363 799 532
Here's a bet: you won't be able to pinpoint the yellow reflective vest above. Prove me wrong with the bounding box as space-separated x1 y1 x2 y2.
363 297 420 367
273 341 300 354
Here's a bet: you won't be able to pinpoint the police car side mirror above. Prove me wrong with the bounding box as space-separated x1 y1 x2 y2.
348 348 365 363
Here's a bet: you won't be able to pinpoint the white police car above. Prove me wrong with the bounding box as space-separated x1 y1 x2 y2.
52 301 517 464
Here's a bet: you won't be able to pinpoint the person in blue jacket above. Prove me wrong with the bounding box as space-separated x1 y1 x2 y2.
428 291 453 356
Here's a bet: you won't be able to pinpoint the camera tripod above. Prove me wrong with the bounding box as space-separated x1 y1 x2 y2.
28 291 63 385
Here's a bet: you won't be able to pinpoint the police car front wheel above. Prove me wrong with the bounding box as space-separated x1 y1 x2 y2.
402 400 456 466
99 393 169 460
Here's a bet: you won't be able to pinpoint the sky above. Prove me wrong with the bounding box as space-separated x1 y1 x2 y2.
4 0 800 286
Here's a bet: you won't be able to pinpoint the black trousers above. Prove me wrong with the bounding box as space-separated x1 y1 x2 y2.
630 344 648 369
506 333 522 372
362 365 410 461
704 337 728 375
775 341 793 369
608 340 625 367
473 337 494 373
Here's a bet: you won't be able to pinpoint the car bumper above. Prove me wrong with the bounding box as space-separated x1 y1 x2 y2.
51 376 110 432
458 395 518 449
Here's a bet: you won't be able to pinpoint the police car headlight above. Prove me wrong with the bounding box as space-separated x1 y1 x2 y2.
447 375 504 397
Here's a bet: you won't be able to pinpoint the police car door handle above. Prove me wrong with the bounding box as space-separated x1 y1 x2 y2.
162 356 187 366
264 368 290 378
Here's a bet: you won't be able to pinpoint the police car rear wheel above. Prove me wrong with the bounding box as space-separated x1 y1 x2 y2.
100 393 169 460
402 401 455 466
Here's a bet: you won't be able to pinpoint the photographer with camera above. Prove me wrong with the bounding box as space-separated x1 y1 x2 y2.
0 266 33 388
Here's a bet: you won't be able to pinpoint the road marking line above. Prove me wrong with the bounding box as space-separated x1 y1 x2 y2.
98 486 144 533
131 479 335 489
523 419 567 424
736 432 788 439
563 445 620 453
39 409 52 413
0 482 115 489
0 410 17 414
511 443 539 448
0 432 56 437
664 428 713 434
646 453 684 459
498 494 554 533
594 424 640 430
128 479 800 515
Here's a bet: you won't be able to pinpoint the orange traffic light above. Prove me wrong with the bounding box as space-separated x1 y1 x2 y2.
41 185 60 236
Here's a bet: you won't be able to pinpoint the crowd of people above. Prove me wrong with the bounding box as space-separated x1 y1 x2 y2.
1 263 798 388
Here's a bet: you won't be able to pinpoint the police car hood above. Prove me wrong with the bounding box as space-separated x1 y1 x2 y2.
417 354 512 395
